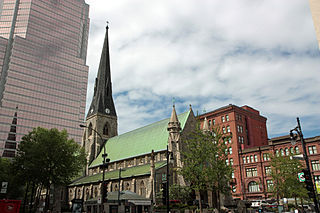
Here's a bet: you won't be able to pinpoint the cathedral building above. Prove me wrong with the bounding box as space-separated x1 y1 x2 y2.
68 26 196 213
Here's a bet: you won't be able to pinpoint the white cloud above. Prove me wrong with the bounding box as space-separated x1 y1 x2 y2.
85 0 320 137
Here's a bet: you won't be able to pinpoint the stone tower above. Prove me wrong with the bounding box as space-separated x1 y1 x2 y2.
82 26 118 169
167 104 185 186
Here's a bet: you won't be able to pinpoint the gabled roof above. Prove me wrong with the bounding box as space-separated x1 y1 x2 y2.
70 161 166 186
89 110 191 168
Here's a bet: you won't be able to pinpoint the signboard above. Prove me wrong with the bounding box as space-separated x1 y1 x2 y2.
298 172 305 182
316 183 320 194
162 174 167 181
1 182 8 194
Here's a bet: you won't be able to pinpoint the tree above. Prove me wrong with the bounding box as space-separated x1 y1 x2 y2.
270 154 308 206
14 127 86 212
180 125 233 212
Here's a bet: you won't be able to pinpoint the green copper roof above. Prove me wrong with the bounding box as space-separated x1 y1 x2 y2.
70 161 166 186
89 110 190 168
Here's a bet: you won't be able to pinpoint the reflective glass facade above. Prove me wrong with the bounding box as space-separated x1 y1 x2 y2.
0 0 89 157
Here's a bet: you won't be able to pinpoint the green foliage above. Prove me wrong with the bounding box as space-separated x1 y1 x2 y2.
169 184 192 204
14 127 87 187
0 158 24 199
270 154 308 200
180 124 233 195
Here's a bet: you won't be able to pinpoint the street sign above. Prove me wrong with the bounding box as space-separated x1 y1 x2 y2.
162 174 167 181
298 172 305 182
1 182 8 194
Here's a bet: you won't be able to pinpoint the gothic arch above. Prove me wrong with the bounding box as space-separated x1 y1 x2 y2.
248 181 260 192
88 123 93 136
139 180 146 197
103 122 109 136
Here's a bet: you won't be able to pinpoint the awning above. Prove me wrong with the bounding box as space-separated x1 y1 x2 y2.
128 200 151 206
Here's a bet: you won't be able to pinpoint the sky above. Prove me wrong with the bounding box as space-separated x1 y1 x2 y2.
85 0 320 139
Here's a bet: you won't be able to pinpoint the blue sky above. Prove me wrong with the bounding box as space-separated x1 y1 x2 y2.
85 0 320 139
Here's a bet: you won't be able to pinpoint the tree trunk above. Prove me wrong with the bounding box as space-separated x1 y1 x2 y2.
28 182 35 213
217 190 221 212
44 184 50 212
196 190 202 213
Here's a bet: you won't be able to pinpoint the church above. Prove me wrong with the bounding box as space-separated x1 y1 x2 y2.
67 26 197 213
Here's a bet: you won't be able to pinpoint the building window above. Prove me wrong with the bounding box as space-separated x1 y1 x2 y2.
226 114 229 121
228 138 232 143
250 155 254 162
295 146 300 154
254 155 258 162
314 176 320 186
226 159 229 165
103 122 109 135
266 180 273 191
311 160 320 171
125 183 130 191
284 148 289 156
263 153 270 161
275 150 279 157
308 146 317 155
232 186 236 193
227 126 231 133
246 168 258 177
265 166 271 175
240 126 243 133
231 171 235 178
229 147 233 154
223 127 226 134
290 147 294 154
139 181 146 196
248 181 260 192
212 119 215 125
280 149 284 156
243 157 246 164
88 123 93 136
230 158 234 165
246 156 250 163
222 116 225 122
208 120 211 126
241 137 244 144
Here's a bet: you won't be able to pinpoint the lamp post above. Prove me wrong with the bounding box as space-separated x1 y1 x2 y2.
118 168 126 205
166 145 174 213
80 124 109 213
289 118 319 213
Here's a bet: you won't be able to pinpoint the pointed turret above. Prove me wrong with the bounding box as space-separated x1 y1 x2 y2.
202 117 209 132
87 25 116 118
168 104 181 131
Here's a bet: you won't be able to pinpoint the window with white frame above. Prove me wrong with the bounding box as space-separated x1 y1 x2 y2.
227 126 231 133
295 146 300 154
280 149 284 156
308 146 317 155
263 153 270 161
250 155 254 162
285 148 289 156
226 114 229 121
230 158 234 165
212 119 215 125
232 185 236 192
228 138 232 143
237 125 240 132
221 116 225 122
208 120 211 126
240 126 243 133
246 168 258 177
229 147 233 154
243 157 246 164
265 166 271 175
290 147 294 154
266 180 273 191
231 171 235 178
248 181 260 192
311 160 320 171
226 159 229 165
246 156 250 163
223 127 226 134
254 155 258 162
275 150 279 157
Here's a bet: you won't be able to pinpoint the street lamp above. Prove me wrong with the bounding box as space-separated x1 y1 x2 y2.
80 124 109 213
289 117 319 213
117 168 126 205
166 145 174 213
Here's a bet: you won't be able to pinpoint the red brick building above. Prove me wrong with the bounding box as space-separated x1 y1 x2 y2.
199 104 320 201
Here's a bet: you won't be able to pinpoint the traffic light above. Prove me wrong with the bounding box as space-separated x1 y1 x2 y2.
161 182 167 205
302 169 315 198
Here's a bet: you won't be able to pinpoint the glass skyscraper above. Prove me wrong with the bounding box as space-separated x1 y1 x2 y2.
0 0 89 157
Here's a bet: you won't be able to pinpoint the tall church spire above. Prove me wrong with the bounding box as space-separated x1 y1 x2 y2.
87 25 116 118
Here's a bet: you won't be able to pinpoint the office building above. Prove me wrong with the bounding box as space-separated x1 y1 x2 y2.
0 0 89 157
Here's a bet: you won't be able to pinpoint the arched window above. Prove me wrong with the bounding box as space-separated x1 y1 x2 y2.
77 189 81 199
126 183 130 191
295 146 300 154
88 123 93 136
103 122 109 135
85 188 89 200
285 148 289 156
115 184 118 191
248 181 260 192
280 149 284 156
94 187 98 198
139 181 146 197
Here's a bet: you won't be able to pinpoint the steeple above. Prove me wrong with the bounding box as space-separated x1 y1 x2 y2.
202 117 209 132
87 25 116 118
168 104 181 131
